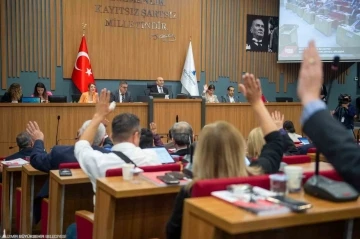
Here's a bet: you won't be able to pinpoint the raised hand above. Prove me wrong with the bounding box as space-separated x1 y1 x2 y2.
150 122 157 135
238 73 262 104
271 111 285 129
297 41 323 105
26 121 44 141
95 89 112 120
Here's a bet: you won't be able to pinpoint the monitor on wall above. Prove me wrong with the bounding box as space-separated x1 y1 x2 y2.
278 1 360 62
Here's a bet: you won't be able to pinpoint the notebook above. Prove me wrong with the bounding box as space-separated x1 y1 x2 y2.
298 137 310 145
1 158 29 167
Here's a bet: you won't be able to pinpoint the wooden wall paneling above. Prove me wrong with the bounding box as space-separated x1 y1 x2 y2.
20 0 25 71
240 0 245 79
1 0 7 89
42 0 46 78
38 0 42 78
50 0 56 90
46 0 50 78
56 0 61 66
226 0 230 80
210 0 215 83
25 0 29 72
29 0 33 72
220 0 224 78
11 0 16 77
7 0 12 77
229 0 233 82
205 0 211 85
236 0 241 84
214 0 219 82
33 0 37 71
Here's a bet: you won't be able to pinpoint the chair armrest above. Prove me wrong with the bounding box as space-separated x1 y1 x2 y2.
75 210 94 223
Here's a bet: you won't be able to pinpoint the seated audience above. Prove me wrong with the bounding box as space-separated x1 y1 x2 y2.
31 82 52 103
75 91 162 194
1 83 23 103
166 72 283 239
0 132 33 181
79 83 99 103
202 84 219 103
139 128 154 149
222 86 238 103
283 120 302 142
149 122 165 147
149 77 169 94
101 118 114 149
25 120 109 224
170 122 193 156
110 81 133 103
298 41 360 191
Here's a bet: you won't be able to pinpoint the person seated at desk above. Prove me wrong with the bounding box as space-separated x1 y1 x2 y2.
25 120 109 225
110 81 133 103
222 86 238 103
31 82 52 103
0 132 33 181
139 123 164 149
202 84 219 103
1 83 23 103
149 76 169 94
283 120 303 142
75 92 162 195
79 83 99 103
166 73 284 239
169 122 194 156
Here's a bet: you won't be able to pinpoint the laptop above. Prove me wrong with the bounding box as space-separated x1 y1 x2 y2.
149 147 175 164
22 97 41 103
298 137 310 145
149 92 166 98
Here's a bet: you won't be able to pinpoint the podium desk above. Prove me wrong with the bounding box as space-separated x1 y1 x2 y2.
0 103 148 156
182 193 360 239
206 103 303 138
20 165 47 235
93 176 181 239
2 165 22 234
48 169 93 235
153 99 203 136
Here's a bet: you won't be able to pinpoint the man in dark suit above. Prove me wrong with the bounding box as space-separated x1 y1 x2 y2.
298 41 360 191
149 77 169 94
246 18 268 52
25 120 109 224
110 81 133 103
4 132 33 161
222 86 238 103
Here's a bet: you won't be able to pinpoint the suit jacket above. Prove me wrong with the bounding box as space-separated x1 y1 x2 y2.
149 85 169 95
78 92 99 103
246 40 268 52
110 90 133 103
5 147 33 161
303 109 360 191
222 95 238 103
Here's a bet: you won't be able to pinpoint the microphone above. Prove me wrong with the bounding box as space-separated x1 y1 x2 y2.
55 115 60 145
9 146 16 149
176 115 178 123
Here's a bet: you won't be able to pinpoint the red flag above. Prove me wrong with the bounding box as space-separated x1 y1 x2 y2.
71 36 95 93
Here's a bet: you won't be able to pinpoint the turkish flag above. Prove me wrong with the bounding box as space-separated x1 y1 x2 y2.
71 36 95 93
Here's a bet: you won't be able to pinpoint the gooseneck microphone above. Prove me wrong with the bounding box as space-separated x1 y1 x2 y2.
55 115 60 145
176 115 178 123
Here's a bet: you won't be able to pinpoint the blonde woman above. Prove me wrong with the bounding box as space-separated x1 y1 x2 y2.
247 127 265 159
166 73 283 239
78 83 99 103
1 83 23 103
202 84 219 103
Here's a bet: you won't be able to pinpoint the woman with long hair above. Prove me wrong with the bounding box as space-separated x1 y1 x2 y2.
283 120 302 142
202 84 219 103
1 83 23 103
32 82 52 103
78 83 99 103
166 73 283 239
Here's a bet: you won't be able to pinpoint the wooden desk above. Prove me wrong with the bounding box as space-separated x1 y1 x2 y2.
93 176 181 239
20 165 48 235
2 165 22 234
48 169 93 235
182 193 360 239
206 103 303 137
307 153 328 162
0 103 148 156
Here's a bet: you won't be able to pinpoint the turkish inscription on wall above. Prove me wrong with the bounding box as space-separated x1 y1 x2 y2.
95 0 176 41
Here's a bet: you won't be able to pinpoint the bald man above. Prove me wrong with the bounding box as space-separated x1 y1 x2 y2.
149 77 169 94
246 18 267 51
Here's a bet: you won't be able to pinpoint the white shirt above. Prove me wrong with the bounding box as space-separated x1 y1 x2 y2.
118 90 123 103
157 86 164 93
75 140 161 193
229 96 235 103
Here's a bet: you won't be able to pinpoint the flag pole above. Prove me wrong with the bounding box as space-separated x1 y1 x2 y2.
82 23 87 36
